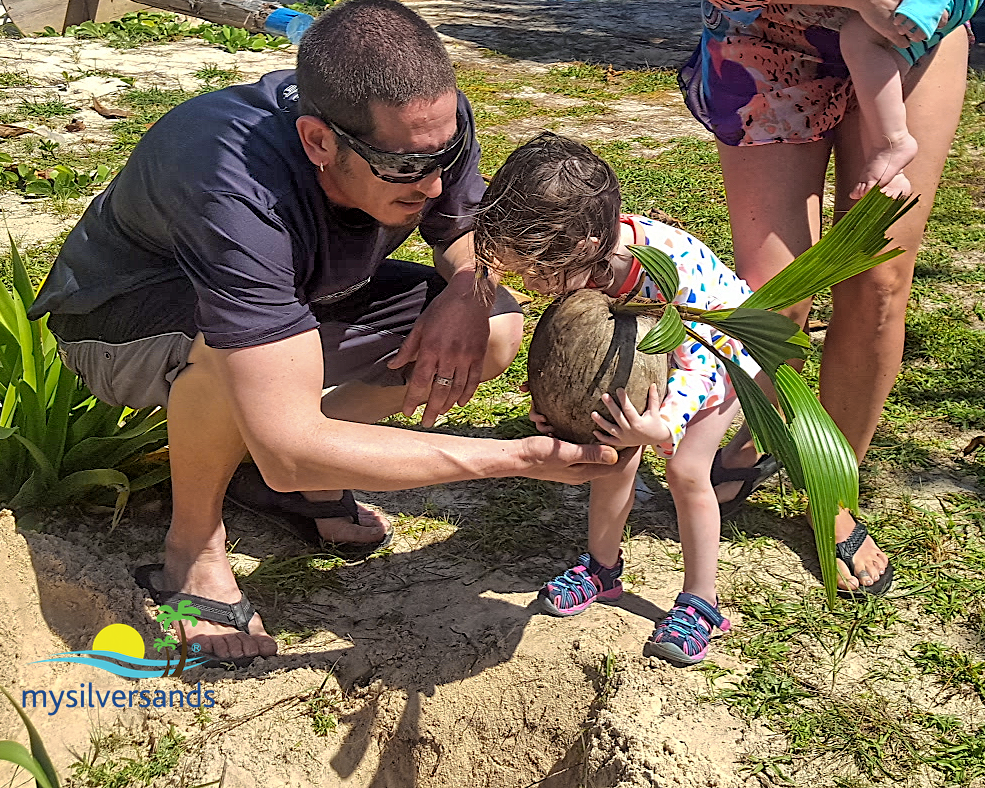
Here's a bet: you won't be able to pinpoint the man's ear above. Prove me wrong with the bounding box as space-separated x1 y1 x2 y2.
296 115 336 169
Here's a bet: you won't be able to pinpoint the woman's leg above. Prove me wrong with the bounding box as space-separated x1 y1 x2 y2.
713 137 832 499
822 26 969 584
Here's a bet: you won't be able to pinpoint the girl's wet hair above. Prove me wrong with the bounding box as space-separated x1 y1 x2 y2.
473 132 622 290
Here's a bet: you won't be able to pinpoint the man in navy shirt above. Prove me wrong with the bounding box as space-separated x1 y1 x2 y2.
29 0 622 663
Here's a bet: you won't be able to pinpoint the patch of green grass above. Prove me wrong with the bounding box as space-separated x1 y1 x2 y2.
890 305 985 430
867 498 985 625
910 641 985 701
71 724 185 788
617 68 679 95
113 87 196 149
237 553 347 596
0 70 34 87
16 98 75 119
458 477 566 557
539 63 610 101
194 64 242 91
302 677 341 736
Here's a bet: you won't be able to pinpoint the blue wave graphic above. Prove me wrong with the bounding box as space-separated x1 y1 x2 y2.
31 650 210 678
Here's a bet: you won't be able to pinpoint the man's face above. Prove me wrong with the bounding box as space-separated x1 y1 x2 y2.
320 90 459 228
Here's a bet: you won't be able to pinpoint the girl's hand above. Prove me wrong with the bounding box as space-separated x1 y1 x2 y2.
520 380 554 435
591 384 671 447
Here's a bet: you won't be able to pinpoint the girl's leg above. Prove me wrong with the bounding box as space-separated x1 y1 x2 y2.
587 446 642 568
824 25 968 584
537 448 641 617
665 398 743 604
840 13 917 198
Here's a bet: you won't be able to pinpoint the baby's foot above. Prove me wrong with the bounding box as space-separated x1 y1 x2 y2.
851 132 918 200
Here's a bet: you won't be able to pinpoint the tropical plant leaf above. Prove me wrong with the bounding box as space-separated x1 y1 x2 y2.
0 684 60 788
717 355 804 490
694 308 809 375
10 431 58 491
637 305 687 354
127 462 172 493
741 189 916 312
48 468 129 506
39 363 76 473
8 240 45 393
0 741 54 788
774 365 858 606
61 425 168 476
628 245 679 302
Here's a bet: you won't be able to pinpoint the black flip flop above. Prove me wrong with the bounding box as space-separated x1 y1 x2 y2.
134 563 261 669
224 463 393 561
711 449 780 519
835 515 894 597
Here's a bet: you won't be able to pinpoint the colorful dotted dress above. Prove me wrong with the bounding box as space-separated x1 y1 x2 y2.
618 215 761 458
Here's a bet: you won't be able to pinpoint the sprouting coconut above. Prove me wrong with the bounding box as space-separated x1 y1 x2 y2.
526 289 669 444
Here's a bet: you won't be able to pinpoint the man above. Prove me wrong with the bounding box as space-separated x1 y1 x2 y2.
28 0 623 663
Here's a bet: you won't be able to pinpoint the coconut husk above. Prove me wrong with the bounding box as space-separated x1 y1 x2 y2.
527 289 669 444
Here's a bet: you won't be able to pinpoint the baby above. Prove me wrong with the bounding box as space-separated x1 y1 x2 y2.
840 0 980 197
473 133 767 666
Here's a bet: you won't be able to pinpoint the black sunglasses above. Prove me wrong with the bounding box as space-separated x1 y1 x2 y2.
327 114 467 183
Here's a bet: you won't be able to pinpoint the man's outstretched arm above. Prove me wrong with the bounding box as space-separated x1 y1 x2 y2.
214 328 625 493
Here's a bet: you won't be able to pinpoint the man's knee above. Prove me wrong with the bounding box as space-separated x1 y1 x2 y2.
483 310 524 381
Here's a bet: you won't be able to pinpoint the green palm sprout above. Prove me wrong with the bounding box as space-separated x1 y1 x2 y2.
628 188 915 606
154 600 201 677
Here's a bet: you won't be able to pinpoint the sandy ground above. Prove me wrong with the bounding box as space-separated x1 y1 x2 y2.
0 7 983 788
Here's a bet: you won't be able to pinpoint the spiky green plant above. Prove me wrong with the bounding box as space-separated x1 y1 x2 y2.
0 238 170 526
0 684 60 788
628 188 915 606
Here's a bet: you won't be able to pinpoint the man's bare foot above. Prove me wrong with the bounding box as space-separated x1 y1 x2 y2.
158 544 278 662
301 490 392 543
315 502 391 543
851 132 918 199
834 509 889 591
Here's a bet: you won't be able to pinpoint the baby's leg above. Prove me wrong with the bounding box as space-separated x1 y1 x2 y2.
588 446 643 568
840 12 918 198
665 398 742 604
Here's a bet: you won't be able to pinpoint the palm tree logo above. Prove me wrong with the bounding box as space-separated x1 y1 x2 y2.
152 635 179 676
154 600 201 677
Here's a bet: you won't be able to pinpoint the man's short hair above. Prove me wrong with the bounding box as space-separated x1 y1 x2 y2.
296 0 457 137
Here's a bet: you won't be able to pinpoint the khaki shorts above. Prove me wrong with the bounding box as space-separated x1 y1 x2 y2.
50 260 521 410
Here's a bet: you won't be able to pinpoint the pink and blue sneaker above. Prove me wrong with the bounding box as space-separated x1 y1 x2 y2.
643 592 730 667
538 553 623 617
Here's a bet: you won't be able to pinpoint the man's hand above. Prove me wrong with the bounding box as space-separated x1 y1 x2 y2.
388 269 492 427
516 435 631 485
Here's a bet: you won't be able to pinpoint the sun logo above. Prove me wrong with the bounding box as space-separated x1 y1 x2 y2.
33 604 208 678
92 623 146 660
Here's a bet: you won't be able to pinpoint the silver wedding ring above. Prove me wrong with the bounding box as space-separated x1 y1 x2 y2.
434 375 453 387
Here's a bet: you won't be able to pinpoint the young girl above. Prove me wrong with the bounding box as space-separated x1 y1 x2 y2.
472 132 767 667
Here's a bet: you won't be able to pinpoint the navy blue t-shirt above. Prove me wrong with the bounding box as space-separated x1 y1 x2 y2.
29 71 485 349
